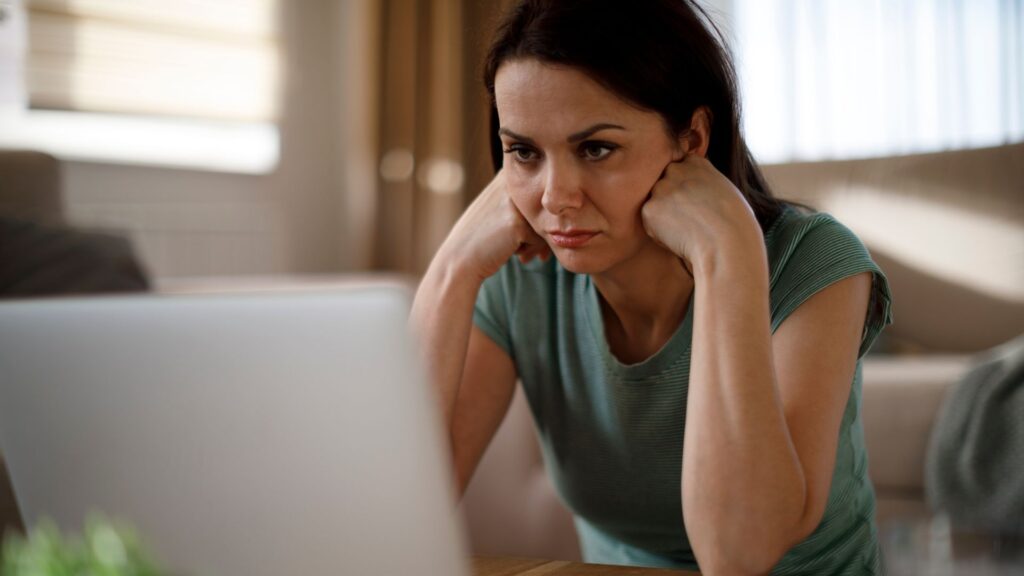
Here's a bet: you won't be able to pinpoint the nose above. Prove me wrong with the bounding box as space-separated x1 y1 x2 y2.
540 158 585 215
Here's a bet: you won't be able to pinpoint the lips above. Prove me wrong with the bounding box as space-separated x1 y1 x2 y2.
548 229 599 248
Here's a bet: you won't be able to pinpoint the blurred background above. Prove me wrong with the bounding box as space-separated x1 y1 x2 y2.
0 0 1020 284
0 0 1022 573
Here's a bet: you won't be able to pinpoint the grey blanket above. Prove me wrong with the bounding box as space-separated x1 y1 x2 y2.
925 333 1024 533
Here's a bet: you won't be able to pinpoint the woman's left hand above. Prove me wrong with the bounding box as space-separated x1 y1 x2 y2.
640 154 763 274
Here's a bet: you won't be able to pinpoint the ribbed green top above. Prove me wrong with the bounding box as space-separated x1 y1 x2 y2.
473 207 894 575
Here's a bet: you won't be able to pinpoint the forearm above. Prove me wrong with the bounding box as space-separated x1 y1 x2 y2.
682 236 806 574
409 248 482 429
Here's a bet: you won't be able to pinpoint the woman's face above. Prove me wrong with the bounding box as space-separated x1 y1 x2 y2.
494 58 683 275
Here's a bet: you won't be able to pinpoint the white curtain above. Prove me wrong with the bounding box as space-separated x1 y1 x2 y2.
733 0 1024 163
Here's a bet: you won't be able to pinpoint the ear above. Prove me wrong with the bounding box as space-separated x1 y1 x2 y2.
677 106 712 159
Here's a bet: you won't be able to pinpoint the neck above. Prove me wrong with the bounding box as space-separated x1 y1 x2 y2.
591 240 694 350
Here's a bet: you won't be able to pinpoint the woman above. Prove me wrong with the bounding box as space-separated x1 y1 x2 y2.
411 1 893 574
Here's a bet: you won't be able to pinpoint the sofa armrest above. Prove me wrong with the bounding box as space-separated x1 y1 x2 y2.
861 356 972 493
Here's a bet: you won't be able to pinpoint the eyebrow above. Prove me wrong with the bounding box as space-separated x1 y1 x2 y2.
568 123 626 143
498 123 626 146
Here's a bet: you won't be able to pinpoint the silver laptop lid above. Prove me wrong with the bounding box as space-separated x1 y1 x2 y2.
0 288 468 576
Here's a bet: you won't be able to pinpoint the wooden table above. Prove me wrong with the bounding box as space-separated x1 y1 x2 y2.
472 556 699 575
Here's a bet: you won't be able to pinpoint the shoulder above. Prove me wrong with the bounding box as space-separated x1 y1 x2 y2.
764 206 872 281
763 205 894 355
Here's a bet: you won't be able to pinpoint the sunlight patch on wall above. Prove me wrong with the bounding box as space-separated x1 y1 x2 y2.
821 190 1024 303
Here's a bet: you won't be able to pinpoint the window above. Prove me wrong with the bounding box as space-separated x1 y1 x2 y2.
733 0 1023 163
0 0 281 173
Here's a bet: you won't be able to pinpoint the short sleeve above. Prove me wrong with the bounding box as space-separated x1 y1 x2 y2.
767 212 894 359
472 261 516 358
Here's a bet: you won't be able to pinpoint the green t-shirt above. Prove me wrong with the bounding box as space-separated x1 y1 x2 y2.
472 206 894 575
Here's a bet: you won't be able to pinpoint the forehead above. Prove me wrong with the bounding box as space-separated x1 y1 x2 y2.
494 59 660 137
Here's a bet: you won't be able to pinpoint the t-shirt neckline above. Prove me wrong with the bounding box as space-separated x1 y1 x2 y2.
580 274 695 380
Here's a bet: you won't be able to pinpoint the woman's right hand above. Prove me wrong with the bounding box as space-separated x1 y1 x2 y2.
438 169 550 282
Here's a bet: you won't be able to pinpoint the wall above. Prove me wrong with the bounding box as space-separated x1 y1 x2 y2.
60 0 359 279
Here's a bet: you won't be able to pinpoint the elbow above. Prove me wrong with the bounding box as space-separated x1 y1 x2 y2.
693 527 806 576
685 478 814 574
696 545 786 576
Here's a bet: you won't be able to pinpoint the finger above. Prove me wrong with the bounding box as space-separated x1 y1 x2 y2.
515 241 544 262
522 243 547 260
539 244 552 261
515 239 542 255
665 157 689 177
518 247 542 264
527 243 551 262
680 152 712 169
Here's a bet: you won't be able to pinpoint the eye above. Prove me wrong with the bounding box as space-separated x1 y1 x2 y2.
503 144 539 163
579 141 618 161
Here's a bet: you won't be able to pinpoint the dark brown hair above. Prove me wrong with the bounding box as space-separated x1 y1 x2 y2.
483 0 788 232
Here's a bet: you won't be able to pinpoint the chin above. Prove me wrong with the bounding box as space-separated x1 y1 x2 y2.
551 249 615 275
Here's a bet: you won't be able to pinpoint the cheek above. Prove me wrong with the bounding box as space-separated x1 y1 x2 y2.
586 161 665 241
622 153 670 206
600 172 653 223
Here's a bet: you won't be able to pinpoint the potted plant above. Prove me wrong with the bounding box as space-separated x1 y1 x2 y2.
1 515 164 576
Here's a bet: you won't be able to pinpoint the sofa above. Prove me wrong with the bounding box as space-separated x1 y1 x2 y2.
2 144 1022 565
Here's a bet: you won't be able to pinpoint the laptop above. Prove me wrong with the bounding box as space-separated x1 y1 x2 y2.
0 287 470 576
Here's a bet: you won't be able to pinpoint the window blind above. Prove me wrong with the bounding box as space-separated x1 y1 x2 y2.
25 0 280 122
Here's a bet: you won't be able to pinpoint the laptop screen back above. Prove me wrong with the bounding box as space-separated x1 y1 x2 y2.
0 288 468 576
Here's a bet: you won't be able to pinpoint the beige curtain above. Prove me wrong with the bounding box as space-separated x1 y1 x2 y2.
372 0 508 274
